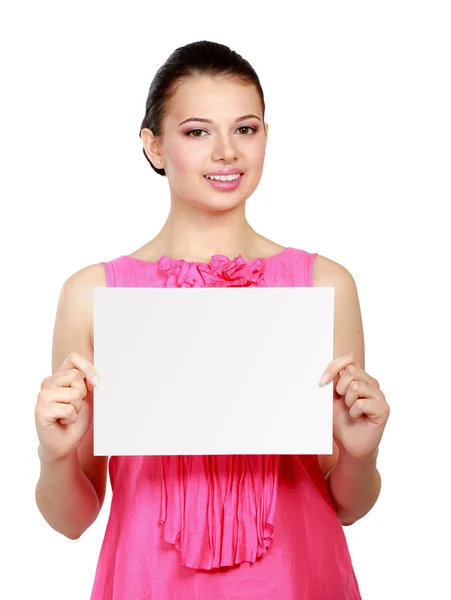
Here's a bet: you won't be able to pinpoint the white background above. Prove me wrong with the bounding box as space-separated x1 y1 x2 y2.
1 1 450 598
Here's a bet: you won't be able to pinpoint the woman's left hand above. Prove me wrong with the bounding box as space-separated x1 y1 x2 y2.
319 352 390 461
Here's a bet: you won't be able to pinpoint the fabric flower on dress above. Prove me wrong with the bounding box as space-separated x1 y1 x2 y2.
157 254 268 288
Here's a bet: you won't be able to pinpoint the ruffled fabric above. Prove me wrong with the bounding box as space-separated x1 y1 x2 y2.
157 253 268 288
159 455 280 570
157 253 275 570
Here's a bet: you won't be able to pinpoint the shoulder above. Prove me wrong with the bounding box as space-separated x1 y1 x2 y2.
61 262 107 305
64 262 107 287
312 253 357 289
59 263 107 349
312 254 361 327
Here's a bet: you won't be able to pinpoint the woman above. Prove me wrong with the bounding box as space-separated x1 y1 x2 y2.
35 40 390 599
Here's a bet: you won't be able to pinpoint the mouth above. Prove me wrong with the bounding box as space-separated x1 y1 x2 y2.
204 173 244 181
203 173 244 190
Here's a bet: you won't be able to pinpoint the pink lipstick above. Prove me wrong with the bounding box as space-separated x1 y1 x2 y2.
203 173 244 191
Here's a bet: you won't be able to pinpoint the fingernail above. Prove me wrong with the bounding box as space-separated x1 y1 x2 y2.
319 372 330 386
92 375 101 388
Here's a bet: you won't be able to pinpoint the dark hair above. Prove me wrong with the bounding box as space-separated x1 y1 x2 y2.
139 40 266 176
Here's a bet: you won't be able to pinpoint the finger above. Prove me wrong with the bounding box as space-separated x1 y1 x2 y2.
37 387 83 415
57 369 88 401
59 352 101 387
343 380 373 408
55 404 78 426
348 397 388 424
43 368 88 398
36 401 77 427
319 351 361 386
335 367 367 396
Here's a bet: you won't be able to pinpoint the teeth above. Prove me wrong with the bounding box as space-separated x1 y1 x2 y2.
205 174 241 181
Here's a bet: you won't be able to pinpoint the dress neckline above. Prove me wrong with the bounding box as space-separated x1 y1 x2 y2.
119 246 292 267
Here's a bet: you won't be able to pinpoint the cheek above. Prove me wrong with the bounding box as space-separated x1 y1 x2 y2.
170 145 202 176
253 141 267 164
242 136 266 165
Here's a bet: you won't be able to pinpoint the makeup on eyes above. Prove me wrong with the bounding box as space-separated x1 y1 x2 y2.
184 126 258 137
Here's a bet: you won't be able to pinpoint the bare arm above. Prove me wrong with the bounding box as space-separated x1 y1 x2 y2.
314 255 382 524
35 444 100 539
326 449 381 526
35 264 108 539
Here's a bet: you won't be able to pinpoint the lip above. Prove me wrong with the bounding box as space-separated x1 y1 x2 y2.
204 168 244 176
204 173 244 191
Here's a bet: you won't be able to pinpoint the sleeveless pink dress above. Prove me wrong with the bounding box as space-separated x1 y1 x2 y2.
90 247 362 600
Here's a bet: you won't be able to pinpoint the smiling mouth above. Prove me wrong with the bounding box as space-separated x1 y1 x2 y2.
204 174 243 181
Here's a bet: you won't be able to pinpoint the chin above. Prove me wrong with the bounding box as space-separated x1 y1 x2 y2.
208 181 258 209
202 197 246 213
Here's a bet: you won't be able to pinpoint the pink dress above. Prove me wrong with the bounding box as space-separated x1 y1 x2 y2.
90 247 362 600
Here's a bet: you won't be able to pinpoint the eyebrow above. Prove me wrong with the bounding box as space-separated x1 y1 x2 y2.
178 114 261 126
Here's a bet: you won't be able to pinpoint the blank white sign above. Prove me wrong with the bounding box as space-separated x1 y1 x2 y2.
93 287 334 456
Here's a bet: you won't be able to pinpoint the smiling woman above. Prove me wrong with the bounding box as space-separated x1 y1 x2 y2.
139 68 269 216
34 39 389 600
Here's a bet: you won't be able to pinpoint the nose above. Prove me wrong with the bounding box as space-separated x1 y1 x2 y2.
211 133 239 163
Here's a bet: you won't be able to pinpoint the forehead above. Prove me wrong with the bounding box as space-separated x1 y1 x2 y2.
167 75 261 122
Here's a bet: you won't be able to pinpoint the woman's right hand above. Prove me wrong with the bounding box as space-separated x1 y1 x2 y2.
35 352 101 463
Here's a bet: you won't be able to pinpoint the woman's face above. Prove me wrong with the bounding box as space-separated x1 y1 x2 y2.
150 75 268 212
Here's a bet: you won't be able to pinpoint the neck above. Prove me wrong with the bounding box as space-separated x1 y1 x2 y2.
152 196 261 262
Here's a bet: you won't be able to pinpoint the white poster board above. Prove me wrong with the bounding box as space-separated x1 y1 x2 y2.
93 287 334 456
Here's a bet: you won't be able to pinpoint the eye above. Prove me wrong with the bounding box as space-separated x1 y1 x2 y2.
185 129 207 137
185 126 258 138
237 126 257 135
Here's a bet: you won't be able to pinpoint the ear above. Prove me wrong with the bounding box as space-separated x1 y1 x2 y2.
140 128 163 168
